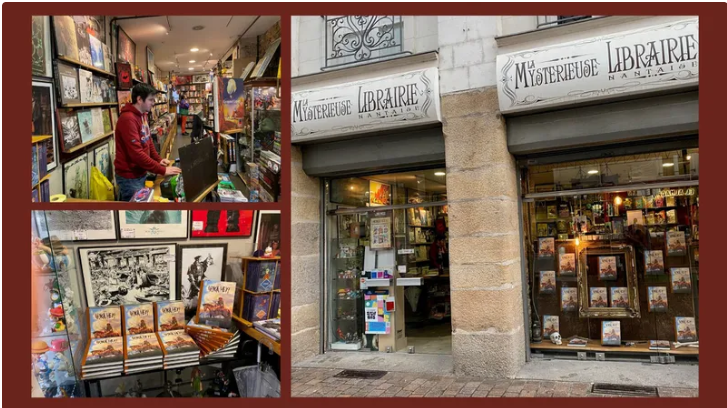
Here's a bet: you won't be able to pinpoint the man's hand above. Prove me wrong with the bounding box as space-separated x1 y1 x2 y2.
164 166 182 176
160 159 172 166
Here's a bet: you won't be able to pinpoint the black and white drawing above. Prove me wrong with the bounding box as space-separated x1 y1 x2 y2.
92 76 103 104
79 244 177 307
38 210 117 241
91 108 105 136
58 110 82 151
57 62 80 105
62 153 89 199
93 142 112 180
177 244 227 318
118 210 189 240
78 69 93 104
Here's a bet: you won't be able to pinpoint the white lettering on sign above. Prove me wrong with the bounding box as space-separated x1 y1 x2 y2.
497 19 698 114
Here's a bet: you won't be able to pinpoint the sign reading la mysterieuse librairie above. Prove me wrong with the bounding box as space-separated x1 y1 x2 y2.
496 18 698 114
292 67 441 142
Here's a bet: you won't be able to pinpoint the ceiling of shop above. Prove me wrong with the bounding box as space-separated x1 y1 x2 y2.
364 170 447 194
117 16 279 74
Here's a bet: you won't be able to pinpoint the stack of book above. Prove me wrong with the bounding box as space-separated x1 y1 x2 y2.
253 318 280 341
187 318 238 358
218 189 248 202
187 280 239 358
122 303 162 374
158 330 201 369
81 306 124 379
241 258 280 323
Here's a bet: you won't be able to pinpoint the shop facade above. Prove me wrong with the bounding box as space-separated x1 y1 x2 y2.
291 15 699 378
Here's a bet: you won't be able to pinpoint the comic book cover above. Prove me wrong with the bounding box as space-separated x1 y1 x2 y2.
561 287 578 312
648 287 668 312
590 287 608 308
125 332 163 361
610 287 630 308
122 303 154 335
88 306 122 339
196 280 235 329
670 268 692 294
82 337 124 368
558 253 576 277
601 321 621 346
675 317 698 342
539 271 556 295
155 300 185 331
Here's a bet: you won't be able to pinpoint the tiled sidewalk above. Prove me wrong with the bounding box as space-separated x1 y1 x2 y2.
291 367 698 398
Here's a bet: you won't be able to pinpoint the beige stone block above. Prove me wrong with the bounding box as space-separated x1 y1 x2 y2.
291 254 321 307
292 145 304 163
291 302 320 334
292 222 320 257
292 162 320 196
451 328 526 378
292 327 321 363
448 199 520 237
449 260 522 290
441 87 499 119
446 164 518 201
449 234 521 264
292 195 321 223
443 115 511 170
450 287 523 333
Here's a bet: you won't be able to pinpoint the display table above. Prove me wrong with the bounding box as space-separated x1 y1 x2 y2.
530 341 699 355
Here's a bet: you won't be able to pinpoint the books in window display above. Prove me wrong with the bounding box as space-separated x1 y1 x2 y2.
81 337 124 379
567 336 589 347
649 340 672 351
253 318 281 341
245 260 278 292
157 329 200 369
196 280 236 330
186 318 238 357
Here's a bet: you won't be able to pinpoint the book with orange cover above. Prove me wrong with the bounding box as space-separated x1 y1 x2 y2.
122 303 155 335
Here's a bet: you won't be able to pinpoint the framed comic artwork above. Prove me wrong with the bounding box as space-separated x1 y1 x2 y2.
254 211 281 255
190 210 254 238
176 243 228 319
117 210 189 240
33 210 117 241
78 244 177 307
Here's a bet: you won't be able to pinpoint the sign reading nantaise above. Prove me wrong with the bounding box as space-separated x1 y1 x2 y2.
497 19 698 114
292 67 441 142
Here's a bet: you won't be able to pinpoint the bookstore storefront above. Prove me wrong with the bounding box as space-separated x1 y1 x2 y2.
497 18 700 361
291 55 459 358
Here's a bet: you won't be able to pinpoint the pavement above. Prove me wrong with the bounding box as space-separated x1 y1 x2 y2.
292 352 699 398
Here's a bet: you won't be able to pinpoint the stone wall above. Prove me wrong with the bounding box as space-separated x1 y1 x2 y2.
442 86 526 378
291 145 322 363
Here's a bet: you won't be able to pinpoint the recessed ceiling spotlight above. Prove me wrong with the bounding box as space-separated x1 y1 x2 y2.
587 170 599 174
434 172 446 176
190 48 199 52
192 25 205 31
188 67 194 71
663 163 675 167
189 60 196 63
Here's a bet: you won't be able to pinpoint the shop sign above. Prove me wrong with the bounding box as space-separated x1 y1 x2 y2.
292 67 441 142
496 19 698 114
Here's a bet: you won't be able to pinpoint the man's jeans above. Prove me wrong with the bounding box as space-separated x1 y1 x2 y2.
116 174 147 201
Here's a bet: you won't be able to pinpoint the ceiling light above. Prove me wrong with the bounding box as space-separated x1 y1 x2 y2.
587 170 599 175
165 31 169 35
189 60 196 63
663 163 674 167
190 48 199 52
434 171 446 176
192 25 205 31
614 196 622 206
188 67 194 71
686 155 692 160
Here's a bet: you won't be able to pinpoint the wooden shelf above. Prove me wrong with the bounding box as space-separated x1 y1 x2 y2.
241 326 281 356
32 173 51 189
61 102 118 108
57 55 116 77
32 135 52 143
65 131 114 154
531 341 699 355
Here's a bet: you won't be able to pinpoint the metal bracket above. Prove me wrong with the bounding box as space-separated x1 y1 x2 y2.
577 352 587 361
595 352 606 361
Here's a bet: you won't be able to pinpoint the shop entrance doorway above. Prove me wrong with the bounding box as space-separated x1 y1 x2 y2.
325 168 451 355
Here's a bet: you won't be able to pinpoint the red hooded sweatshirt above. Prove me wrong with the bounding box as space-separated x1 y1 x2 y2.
114 104 166 178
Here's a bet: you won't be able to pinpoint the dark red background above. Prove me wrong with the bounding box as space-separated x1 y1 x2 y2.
11 2 727 406
190 209 255 238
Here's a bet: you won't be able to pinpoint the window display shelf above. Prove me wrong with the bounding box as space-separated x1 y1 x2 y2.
531 341 699 355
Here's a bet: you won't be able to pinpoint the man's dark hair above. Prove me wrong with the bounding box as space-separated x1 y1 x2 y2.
131 83 157 105
180 94 185 100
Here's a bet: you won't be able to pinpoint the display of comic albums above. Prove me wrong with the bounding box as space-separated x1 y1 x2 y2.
523 149 699 358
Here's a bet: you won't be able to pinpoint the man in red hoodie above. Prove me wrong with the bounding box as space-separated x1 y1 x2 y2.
115 83 181 201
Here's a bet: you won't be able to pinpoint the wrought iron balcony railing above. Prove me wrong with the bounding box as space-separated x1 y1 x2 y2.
537 15 594 29
324 15 405 70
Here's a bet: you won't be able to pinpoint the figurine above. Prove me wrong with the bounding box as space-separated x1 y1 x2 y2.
115 382 127 397
35 354 55 392
190 368 203 397
207 369 231 397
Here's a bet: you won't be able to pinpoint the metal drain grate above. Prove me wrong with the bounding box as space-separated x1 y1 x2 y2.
334 369 388 380
591 383 659 397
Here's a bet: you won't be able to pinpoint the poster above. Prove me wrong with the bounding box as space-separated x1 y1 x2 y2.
369 180 391 206
370 215 392 250
220 78 245 133
364 289 390 334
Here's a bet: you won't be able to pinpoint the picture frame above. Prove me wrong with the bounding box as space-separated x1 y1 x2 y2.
117 210 189 240
52 16 79 61
254 211 281 255
32 16 53 78
577 243 641 318
32 80 58 171
62 152 89 199
190 210 254 239
93 140 112 181
78 243 177 307
117 25 136 72
176 243 228 319
33 210 117 241
146 46 155 75
369 180 391 206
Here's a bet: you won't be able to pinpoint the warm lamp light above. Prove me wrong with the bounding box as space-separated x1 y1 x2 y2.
614 196 622 206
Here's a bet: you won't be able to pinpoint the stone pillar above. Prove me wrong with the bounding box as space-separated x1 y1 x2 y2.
442 87 526 378
291 145 322 363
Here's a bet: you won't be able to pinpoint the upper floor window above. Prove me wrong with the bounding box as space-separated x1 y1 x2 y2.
324 15 404 70
537 15 594 29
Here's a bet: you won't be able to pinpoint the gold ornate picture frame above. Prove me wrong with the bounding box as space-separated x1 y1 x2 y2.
577 243 641 318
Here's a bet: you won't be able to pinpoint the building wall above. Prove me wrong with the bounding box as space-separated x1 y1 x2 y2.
291 146 322 362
